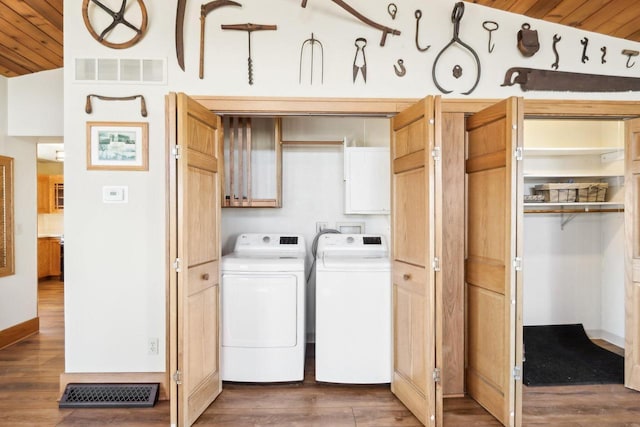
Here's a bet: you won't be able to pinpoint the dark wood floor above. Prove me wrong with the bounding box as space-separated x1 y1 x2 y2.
1 280 639 426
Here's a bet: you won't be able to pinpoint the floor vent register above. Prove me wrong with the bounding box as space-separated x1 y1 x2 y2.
59 383 159 408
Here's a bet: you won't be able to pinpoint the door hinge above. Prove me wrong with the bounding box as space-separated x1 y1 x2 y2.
173 370 182 385
514 147 523 161
431 146 441 161
173 258 182 273
432 257 441 272
512 366 522 381
513 256 523 272
432 368 441 383
172 145 182 160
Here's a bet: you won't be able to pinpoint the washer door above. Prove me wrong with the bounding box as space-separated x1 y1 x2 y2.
222 274 297 348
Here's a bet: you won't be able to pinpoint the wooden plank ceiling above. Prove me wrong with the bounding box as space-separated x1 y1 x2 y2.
0 0 63 78
468 0 640 42
0 0 638 77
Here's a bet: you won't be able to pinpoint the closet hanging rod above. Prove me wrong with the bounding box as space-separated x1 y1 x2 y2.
524 208 624 214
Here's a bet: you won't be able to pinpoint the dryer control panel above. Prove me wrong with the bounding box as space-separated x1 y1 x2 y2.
234 233 306 257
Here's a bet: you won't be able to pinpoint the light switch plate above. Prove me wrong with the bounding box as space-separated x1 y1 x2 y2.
102 186 128 203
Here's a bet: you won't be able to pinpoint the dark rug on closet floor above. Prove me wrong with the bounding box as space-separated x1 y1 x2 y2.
523 324 624 387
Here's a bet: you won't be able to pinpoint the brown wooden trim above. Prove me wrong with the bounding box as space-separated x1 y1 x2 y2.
442 99 640 117
0 317 39 350
191 96 640 119
59 372 169 401
190 96 416 115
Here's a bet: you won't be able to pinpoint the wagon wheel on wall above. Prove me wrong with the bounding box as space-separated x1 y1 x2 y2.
82 0 148 49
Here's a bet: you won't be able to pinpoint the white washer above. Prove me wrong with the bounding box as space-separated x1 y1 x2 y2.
315 233 391 384
221 233 306 382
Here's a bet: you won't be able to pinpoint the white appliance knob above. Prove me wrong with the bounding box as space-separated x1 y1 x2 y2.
347 236 354 243
263 236 271 243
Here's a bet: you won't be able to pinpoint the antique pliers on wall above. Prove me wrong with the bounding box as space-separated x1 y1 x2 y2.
353 37 367 83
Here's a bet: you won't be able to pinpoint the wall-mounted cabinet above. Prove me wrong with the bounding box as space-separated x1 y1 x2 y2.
523 120 624 213
222 117 282 208
37 174 64 213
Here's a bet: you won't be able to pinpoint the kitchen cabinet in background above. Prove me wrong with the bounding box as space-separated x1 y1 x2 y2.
38 237 61 279
37 174 64 213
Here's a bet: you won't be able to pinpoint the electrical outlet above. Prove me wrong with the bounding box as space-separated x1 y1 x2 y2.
316 222 329 233
148 338 159 355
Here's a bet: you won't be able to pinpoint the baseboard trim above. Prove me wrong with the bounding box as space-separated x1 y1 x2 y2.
0 317 39 350
60 372 169 401
586 329 625 349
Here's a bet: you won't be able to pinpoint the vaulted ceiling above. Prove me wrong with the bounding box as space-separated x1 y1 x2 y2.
0 0 63 78
0 0 639 78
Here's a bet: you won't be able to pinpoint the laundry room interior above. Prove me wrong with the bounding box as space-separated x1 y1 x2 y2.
220 115 391 342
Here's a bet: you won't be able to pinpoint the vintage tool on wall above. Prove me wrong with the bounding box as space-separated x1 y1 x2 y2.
82 0 148 49
580 37 589 63
387 3 397 20
502 67 640 92
601 46 607 64
200 0 242 79
394 59 406 77
432 2 481 95
551 34 561 70
353 37 367 83
299 33 324 84
414 10 430 52
482 21 498 53
622 49 638 68
517 23 539 57
176 0 187 70
301 0 400 46
221 23 277 85
85 94 148 117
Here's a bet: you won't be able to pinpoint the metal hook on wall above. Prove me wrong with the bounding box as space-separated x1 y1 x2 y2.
414 10 430 52
482 20 498 53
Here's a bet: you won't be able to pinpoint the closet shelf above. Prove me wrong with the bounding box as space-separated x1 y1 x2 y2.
524 172 624 178
280 140 343 146
524 147 623 156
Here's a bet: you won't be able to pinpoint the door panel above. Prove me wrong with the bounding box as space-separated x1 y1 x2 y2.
465 97 523 427
391 96 441 426
625 118 640 390
169 92 223 426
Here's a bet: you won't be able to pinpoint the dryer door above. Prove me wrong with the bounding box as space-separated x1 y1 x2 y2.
222 274 298 348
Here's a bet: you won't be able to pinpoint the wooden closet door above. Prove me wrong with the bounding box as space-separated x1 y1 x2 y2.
465 97 523 427
625 117 640 391
168 92 223 426
391 96 442 426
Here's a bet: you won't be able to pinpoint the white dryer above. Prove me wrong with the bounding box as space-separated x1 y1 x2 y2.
221 233 306 382
315 234 391 384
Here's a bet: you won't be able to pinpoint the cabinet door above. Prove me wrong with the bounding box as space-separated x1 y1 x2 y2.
37 238 49 279
37 175 50 214
169 92 223 426
49 239 61 276
49 175 64 213
391 96 442 426
465 97 523 427
625 117 640 390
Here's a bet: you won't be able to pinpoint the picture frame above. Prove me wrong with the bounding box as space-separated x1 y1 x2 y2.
86 121 149 171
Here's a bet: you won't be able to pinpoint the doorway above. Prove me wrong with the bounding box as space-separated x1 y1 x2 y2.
36 141 64 288
167 95 640 427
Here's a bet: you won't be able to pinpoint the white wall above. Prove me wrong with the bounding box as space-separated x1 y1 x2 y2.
63 0 640 373
8 69 63 136
0 76 38 332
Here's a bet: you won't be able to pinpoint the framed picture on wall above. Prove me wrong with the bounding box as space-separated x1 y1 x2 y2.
86 121 149 171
